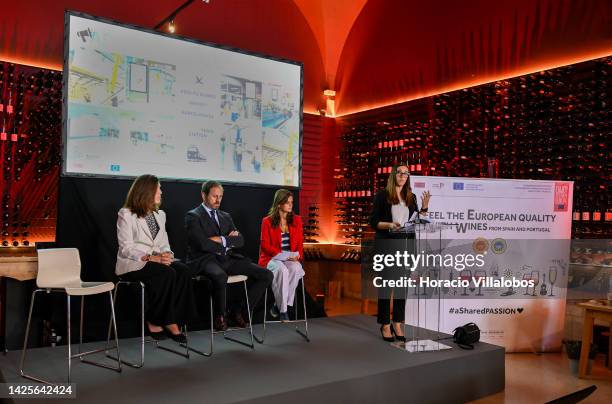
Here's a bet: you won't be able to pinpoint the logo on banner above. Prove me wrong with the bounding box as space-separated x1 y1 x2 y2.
453 182 464 190
414 182 425 188
472 238 489 254
554 183 570 212
491 238 507 254
431 182 445 189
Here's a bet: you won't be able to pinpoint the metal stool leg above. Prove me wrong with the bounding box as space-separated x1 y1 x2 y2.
139 282 145 364
67 295 71 383
80 292 122 372
223 280 255 349
107 280 189 365
79 296 84 357
255 277 309 344
105 285 118 351
21 289 121 385
106 281 144 368
296 277 310 342
254 289 268 344
133 282 189 359
134 282 189 359
108 291 122 367
245 280 255 347
182 295 214 356
19 289 49 384
156 330 190 358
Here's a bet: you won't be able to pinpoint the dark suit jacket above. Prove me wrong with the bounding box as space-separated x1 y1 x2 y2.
369 189 419 239
185 204 245 267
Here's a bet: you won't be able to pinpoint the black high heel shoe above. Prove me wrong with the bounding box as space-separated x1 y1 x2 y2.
170 332 188 344
164 328 187 344
149 330 167 341
380 325 394 342
147 324 168 341
391 324 406 342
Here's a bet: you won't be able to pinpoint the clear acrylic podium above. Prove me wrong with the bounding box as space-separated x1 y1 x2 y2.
389 220 454 353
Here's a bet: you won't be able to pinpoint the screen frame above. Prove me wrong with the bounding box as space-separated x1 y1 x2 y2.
62 10 303 190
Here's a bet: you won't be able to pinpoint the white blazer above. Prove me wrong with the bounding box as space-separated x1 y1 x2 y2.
115 207 173 276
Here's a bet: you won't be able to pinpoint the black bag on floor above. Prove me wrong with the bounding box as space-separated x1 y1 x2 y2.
453 322 480 350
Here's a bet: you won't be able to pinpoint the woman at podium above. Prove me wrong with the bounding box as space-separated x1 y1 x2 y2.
369 165 430 342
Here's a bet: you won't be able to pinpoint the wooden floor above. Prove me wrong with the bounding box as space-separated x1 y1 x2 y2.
324 296 365 317
470 353 612 403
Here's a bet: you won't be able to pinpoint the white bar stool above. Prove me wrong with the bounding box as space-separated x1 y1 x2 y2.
105 279 190 368
254 276 309 344
187 274 255 356
20 248 122 384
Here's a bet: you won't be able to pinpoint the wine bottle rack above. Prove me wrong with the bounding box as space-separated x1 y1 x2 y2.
1 61 62 247
304 204 320 243
335 56 611 242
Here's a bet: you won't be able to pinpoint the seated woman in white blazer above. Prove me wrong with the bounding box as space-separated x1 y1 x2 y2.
116 174 196 343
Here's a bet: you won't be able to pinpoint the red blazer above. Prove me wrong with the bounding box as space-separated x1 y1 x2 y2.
258 214 304 268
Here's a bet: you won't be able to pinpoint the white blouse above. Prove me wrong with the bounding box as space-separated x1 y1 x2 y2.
391 200 411 227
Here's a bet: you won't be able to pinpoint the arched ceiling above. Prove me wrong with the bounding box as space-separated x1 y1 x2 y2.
1 0 610 115
292 0 368 88
334 0 612 115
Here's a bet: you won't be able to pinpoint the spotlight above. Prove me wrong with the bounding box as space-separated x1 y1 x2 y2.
168 20 175 33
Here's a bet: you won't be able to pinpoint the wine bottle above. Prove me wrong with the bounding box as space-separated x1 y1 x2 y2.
581 204 590 221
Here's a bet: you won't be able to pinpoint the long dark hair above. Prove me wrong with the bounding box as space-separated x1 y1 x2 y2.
385 165 414 205
268 189 294 228
124 174 160 217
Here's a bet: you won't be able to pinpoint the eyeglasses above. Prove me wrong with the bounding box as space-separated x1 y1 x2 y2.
396 171 410 177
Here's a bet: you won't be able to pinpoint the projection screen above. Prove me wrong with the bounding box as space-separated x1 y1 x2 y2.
63 12 303 187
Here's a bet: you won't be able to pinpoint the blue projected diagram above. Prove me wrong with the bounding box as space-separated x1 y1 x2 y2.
65 14 302 186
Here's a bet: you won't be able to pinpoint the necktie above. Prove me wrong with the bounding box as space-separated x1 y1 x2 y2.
210 209 221 232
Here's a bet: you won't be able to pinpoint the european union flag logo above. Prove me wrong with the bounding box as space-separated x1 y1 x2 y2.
453 182 464 190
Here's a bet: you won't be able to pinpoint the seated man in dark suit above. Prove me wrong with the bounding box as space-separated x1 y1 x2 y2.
185 180 273 331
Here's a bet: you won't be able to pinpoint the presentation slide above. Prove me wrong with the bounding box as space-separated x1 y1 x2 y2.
64 13 302 187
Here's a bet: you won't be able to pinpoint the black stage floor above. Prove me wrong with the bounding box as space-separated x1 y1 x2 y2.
0 315 504 404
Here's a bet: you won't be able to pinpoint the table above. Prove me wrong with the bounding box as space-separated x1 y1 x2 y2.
0 256 38 352
578 301 612 378
0 256 38 281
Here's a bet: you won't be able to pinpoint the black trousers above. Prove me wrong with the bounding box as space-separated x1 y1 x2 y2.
375 233 412 325
376 268 408 324
191 256 273 316
121 261 197 326
377 298 406 324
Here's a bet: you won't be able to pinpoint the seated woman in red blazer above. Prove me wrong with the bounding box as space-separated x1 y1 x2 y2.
259 189 305 321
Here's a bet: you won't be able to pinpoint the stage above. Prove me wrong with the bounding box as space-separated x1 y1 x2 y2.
0 315 504 403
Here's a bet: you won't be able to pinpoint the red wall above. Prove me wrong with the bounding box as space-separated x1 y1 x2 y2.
300 113 339 242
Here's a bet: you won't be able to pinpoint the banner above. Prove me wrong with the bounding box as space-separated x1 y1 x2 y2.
405 176 573 352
